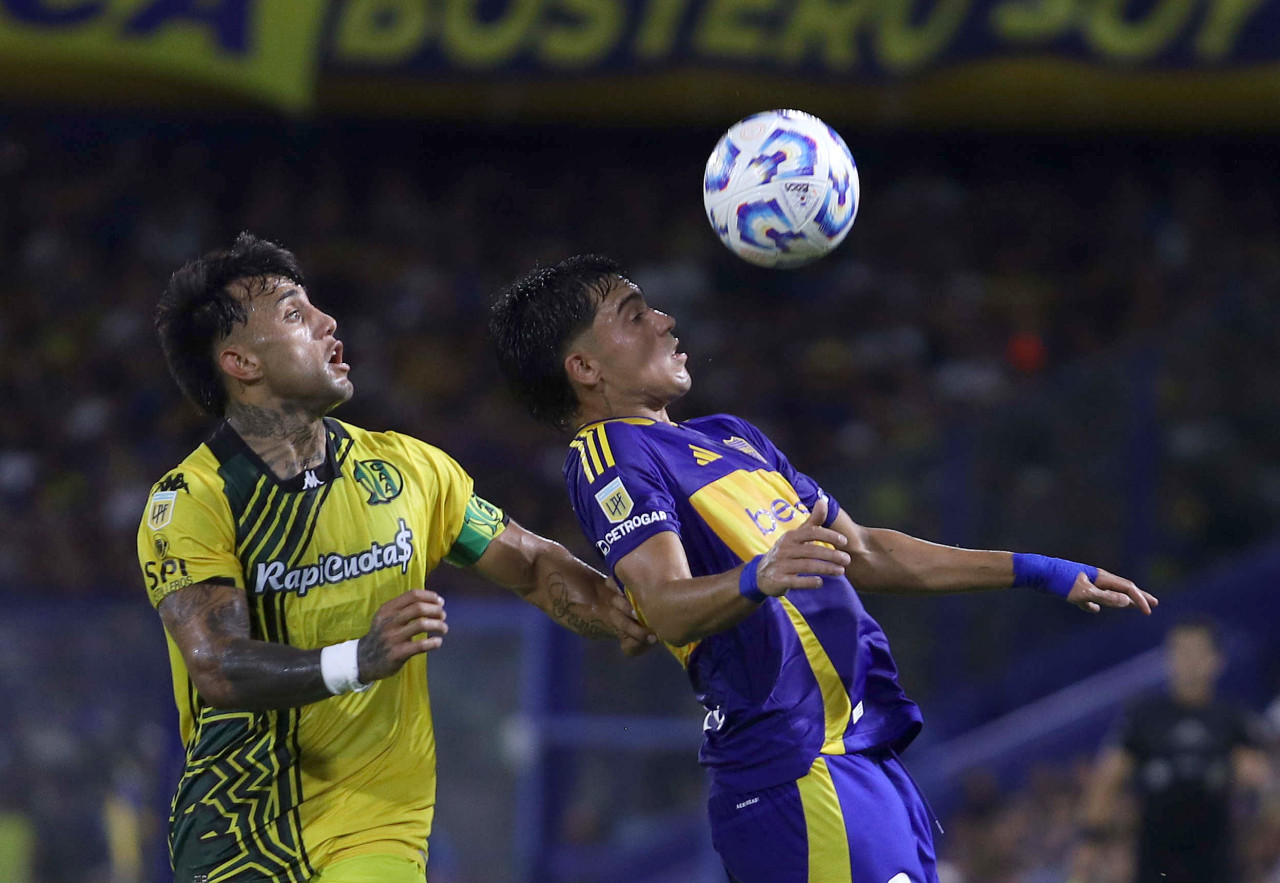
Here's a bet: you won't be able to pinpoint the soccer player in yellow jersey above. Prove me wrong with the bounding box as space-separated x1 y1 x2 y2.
136 234 653 883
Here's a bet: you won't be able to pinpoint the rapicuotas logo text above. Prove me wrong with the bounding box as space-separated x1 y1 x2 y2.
254 519 414 596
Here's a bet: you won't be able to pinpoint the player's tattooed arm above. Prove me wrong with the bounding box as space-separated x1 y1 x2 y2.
159 582 447 709
470 519 656 655
158 581 331 710
547 572 615 641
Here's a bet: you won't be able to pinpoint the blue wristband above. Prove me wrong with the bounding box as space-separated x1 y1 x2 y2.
739 555 767 604
1012 553 1098 599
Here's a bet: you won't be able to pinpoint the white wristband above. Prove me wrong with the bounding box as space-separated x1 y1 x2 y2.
320 639 370 695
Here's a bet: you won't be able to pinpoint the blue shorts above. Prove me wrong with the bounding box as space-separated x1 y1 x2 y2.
707 750 940 883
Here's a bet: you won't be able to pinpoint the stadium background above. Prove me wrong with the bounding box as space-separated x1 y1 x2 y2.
1 1 1279 881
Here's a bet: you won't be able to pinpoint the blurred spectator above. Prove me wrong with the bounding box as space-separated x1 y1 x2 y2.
1071 616 1274 883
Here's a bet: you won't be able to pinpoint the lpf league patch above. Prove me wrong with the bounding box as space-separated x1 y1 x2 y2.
148 491 178 530
594 476 634 523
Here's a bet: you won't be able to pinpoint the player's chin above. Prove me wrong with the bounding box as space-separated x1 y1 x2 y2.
672 365 693 393
665 376 692 403
327 376 355 405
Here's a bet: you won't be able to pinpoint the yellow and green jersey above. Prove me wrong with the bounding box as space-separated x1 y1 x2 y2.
136 418 506 883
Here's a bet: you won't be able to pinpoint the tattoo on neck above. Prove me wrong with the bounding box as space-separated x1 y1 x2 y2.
228 402 327 479
548 574 614 640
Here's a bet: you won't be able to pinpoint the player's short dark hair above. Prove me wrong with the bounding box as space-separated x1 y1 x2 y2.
489 255 627 432
1168 614 1222 649
155 232 306 417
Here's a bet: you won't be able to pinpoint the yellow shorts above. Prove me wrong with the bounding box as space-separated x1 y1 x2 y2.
308 854 426 883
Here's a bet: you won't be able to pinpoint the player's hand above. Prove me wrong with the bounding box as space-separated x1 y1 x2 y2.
756 497 851 597
357 589 448 682
604 585 659 657
1067 568 1158 615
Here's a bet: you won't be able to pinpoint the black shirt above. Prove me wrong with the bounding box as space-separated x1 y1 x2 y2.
1112 694 1262 883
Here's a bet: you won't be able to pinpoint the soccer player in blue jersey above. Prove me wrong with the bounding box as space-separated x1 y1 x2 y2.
489 255 1159 883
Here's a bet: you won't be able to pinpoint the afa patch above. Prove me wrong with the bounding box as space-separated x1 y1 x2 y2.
594 476 634 523
147 491 178 530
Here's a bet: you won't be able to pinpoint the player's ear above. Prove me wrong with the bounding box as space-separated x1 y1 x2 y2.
219 344 262 384
564 350 599 388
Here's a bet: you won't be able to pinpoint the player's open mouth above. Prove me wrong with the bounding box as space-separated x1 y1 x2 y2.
329 342 349 371
672 338 686 362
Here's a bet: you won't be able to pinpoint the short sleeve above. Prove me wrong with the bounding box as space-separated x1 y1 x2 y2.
136 469 242 608
730 417 842 527
565 422 681 576
391 433 475 568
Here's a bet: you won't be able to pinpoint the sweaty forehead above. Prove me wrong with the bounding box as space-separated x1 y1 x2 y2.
598 277 640 307
228 275 301 306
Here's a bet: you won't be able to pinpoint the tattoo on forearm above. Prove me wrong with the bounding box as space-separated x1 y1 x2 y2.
160 583 329 710
219 643 329 710
548 573 615 640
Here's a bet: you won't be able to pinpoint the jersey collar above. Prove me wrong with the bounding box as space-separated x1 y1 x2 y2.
210 420 340 492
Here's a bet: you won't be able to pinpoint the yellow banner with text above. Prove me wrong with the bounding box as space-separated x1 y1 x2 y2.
0 0 328 111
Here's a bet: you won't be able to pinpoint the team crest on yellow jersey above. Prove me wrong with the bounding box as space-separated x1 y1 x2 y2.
595 476 634 523
353 459 404 504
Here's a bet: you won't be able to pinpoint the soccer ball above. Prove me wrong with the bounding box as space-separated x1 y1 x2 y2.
703 109 860 269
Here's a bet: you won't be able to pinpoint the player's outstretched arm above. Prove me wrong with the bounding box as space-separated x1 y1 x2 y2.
829 510 1158 614
469 518 657 656
617 498 851 647
158 581 447 709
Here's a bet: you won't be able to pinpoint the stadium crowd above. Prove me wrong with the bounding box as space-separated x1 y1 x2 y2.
0 115 1278 881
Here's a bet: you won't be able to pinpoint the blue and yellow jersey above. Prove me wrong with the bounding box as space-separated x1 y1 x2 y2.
566 414 922 791
136 418 506 883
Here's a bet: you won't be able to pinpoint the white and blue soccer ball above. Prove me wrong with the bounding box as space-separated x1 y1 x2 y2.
703 109 860 269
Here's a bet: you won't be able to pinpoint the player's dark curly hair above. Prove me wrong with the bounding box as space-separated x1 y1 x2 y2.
155 232 306 417
489 255 627 432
